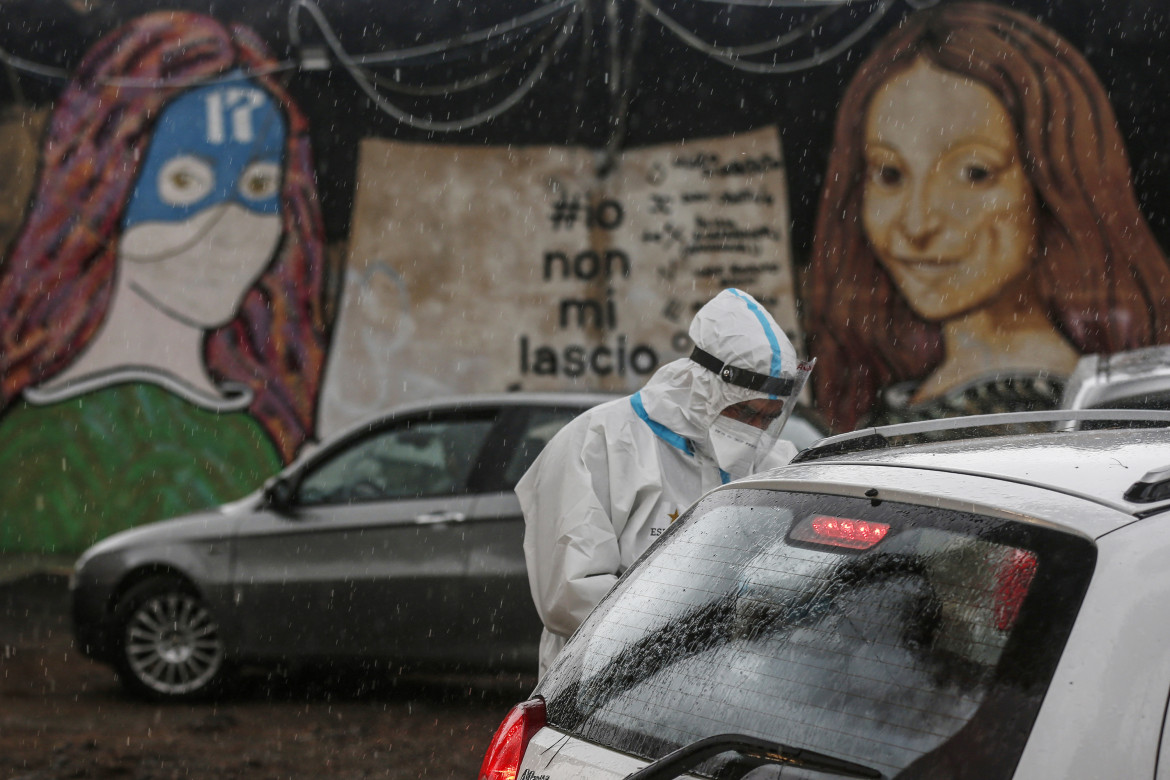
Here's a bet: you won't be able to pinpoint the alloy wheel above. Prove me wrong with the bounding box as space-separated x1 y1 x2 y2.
123 590 225 696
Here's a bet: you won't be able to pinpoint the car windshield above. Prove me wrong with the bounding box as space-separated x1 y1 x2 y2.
538 489 1096 779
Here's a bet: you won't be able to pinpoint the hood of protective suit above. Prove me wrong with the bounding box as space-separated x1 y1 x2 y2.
638 288 811 469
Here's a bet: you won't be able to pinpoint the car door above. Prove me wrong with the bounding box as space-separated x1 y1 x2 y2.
456 404 588 668
230 407 501 660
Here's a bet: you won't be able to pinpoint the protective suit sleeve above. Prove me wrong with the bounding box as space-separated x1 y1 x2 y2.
518 421 624 641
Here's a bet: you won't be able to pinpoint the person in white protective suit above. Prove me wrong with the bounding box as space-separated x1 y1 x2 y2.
517 288 815 677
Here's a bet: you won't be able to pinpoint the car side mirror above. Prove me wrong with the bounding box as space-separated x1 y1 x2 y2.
264 476 296 512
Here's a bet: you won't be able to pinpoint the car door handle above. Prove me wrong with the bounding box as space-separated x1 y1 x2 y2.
415 511 467 525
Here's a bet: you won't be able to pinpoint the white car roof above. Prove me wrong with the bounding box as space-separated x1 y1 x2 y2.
729 426 1170 541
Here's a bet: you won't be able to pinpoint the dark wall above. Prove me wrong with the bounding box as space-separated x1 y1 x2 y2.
5 0 1167 257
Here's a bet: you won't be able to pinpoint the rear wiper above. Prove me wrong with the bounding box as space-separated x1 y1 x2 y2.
624 733 883 780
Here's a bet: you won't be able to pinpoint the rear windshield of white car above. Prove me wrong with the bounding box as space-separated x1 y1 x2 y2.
537 489 1096 779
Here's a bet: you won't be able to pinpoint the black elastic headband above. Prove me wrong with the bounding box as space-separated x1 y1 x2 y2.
690 346 794 396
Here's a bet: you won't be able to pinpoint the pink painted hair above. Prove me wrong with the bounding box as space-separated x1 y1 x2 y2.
0 11 333 461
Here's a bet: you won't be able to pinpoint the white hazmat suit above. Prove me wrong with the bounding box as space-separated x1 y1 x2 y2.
517 288 813 677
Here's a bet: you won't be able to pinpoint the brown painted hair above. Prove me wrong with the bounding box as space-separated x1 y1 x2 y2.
0 11 332 461
804 1 1170 432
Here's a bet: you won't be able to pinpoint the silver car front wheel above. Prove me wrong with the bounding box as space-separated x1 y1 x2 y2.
114 576 227 700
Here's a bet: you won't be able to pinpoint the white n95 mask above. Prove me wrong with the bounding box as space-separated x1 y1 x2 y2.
707 416 766 479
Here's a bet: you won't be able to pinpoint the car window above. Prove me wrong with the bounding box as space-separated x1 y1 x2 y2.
297 416 496 505
500 408 582 488
538 488 1096 780
1080 392 1170 430
1099 391 1170 410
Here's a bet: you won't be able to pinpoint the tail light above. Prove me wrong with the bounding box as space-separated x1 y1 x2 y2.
790 515 891 550
478 697 547 780
994 549 1038 631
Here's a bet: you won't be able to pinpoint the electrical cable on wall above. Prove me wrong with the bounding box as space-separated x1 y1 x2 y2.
288 0 582 132
323 0 580 66
0 42 297 88
598 0 647 176
564 0 597 148
0 45 72 83
364 15 563 97
633 0 894 74
0 0 901 131
0 0 578 96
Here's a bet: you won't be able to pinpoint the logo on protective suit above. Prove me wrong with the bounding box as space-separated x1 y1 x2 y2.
650 509 681 537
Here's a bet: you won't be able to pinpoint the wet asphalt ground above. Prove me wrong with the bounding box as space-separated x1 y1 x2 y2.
0 558 536 779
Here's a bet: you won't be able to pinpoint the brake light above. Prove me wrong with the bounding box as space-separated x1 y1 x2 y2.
478 697 547 780
994 549 1038 631
791 515 890 550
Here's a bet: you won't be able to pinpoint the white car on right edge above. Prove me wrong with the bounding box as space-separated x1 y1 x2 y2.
480 410 1170 780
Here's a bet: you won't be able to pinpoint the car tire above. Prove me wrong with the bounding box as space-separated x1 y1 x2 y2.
112 575 228 701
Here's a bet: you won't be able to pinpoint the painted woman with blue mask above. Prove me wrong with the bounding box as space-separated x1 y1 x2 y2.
46 78 290 399
0 13 333 552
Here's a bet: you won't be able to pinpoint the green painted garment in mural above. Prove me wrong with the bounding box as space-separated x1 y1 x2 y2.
0 383 282 554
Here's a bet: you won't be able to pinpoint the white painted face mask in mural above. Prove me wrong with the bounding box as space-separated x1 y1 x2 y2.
707 415 767 479
118 203 281 328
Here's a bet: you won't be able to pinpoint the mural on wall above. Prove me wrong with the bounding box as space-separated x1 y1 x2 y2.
322 126 798 434
0 12 335 551
803 1 1170 431
1 0 1169 552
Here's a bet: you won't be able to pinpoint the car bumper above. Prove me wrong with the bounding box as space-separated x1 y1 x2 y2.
69 562 121 662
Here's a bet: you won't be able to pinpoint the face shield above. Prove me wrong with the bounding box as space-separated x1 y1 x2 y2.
752 357 814 467
706 358 816 478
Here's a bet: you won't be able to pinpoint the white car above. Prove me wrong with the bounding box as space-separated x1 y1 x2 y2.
1062 344 1170 414
481 410 1170 780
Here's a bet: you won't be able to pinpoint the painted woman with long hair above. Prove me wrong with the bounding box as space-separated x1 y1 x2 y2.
804 1 1170 432
0 12 334 550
